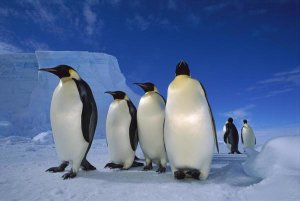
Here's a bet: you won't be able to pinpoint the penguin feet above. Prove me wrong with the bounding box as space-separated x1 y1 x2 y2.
131 161 144 168
62 171 77 180
104 163 123 169
143 163 153 171
156 165 166 173
186 169 200 180
174 170 186 180
81 159 96 171
46 161 69 173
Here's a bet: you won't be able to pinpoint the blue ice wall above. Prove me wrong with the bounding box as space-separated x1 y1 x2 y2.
0 51 139 138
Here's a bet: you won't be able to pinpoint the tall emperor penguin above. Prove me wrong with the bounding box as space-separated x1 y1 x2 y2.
134 82 167 173
39 65 97 179
164 60 219 180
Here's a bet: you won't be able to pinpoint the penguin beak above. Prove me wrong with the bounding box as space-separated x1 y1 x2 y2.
134 83 147 91
39 68 58 75
105 91 115 96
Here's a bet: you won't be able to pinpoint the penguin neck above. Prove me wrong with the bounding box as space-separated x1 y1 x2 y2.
145 91 157 95
175 75 190 79
60 77 78 84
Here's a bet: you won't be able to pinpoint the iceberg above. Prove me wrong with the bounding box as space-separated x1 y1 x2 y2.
0 51 140 138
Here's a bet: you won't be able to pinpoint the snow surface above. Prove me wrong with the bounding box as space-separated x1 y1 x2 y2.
0 51 140 138
0 135 299 201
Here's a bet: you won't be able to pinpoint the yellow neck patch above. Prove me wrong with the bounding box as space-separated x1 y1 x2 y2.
69 69 80 80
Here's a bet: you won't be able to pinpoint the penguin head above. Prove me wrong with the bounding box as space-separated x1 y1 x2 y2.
105 91 128 100
228 117 233 123
175 60 190 77
243 119 248 124
39 65 80 80
134 82 158 93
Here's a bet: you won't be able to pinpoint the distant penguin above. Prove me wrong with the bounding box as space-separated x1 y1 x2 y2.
223 121 231 151
39 65 97 179
105 91 143 169
241 119 256 149
164 60 219 180
134 82 167 173
223 117 241 154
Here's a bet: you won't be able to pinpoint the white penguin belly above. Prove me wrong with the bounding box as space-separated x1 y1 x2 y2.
137 93 167 164
223 124 232 150
165 77 215 172
50 81 88 162
242 127 255 148
106 100 134 165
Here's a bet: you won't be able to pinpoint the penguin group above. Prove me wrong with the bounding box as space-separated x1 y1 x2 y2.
223 118 256 154
40 59 255 181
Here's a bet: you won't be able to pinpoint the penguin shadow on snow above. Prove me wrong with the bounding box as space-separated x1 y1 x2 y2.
77 163 262 185
78 165 176 184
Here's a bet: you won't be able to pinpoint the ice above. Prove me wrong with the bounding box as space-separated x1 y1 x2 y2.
243 135 300 178
32 131 53 145
0 51 140 138
0 135 299 201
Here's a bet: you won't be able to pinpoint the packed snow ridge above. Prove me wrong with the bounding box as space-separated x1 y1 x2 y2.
0 51 140 138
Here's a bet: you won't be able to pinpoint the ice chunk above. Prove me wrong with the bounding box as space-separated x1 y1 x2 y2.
243 135 300 178
32 131 53 145
0 51 140 138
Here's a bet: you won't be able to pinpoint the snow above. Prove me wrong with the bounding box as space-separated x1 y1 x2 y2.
243 135 300 178
0 134 299 201
0 51 140 138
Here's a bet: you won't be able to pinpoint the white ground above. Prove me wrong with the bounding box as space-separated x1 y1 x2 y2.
0 135 299 201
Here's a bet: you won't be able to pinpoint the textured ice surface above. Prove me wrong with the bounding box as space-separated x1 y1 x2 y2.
0 135 299 201
0 51 139 138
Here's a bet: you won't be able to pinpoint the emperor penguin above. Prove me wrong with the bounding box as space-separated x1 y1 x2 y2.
164 60 219 180
104 91 143 170
223 117 241 154
39 65 98 179
241 119 256 149
223 121 231 151
134 82 167 173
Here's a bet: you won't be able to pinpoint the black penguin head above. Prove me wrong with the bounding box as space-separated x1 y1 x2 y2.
175 60 190 77
105 91 127 100
134 82 157 93
39 65 80 80
228 117 233 123
243 119 248 124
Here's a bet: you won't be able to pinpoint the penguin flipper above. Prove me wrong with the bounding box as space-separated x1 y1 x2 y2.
73 79 98 143
126 100 138 151
241 128 244 144
155 92 166 104
199 82 219 153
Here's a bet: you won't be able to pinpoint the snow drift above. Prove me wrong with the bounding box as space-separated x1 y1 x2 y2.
0 51 140 138
243 135 300 178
